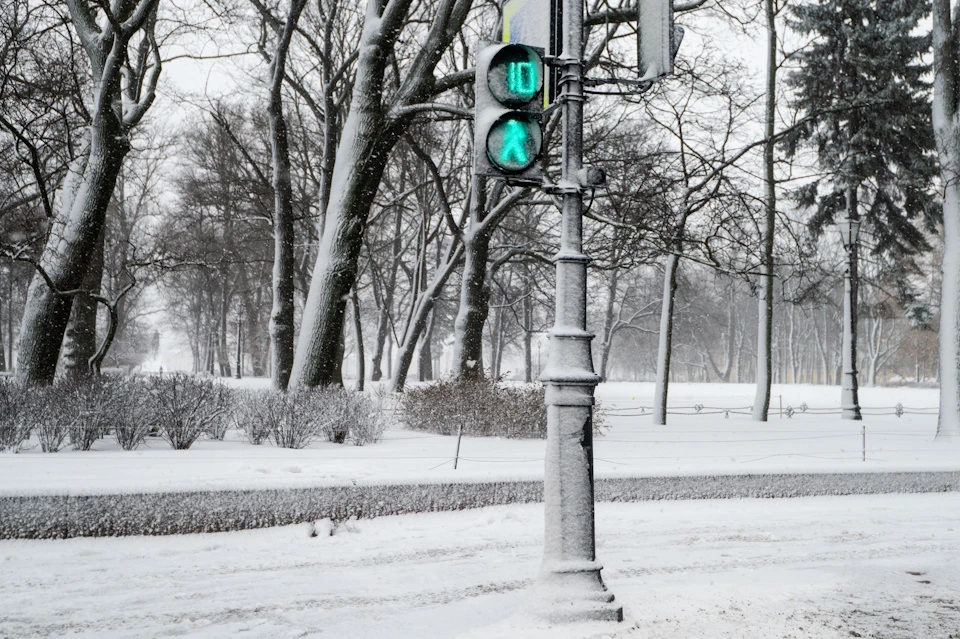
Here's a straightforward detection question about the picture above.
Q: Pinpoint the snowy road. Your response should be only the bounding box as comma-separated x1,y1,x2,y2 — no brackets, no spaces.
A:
3,493,960,638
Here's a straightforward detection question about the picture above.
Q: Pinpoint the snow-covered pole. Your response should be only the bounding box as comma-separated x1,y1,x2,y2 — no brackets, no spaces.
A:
839,214,863,421
532,0,621,622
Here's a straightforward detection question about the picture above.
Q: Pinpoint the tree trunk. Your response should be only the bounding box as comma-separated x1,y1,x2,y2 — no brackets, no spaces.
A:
371,207,403,381
60,224,105,379
17,125,128,384
390,240,464,392
452,179,490,379
0,292,5,373
840,186,863,419
653,254,680,425
523,270,533,383
352,286,365,391
5,273,12,372
264,0,306,390
418,309,433,382
289,0,472,389
598,270,619,382
490,301,504,379
14,0,160,385
267,51,300,385
753,0,777,420
932,0,959,435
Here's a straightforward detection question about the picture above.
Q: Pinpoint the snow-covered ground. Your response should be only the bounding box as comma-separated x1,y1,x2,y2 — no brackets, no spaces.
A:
1,382,956,496
2,492,959,638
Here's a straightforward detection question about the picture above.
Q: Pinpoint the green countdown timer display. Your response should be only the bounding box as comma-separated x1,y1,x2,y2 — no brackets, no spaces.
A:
486,113,543,172
485,45,544,172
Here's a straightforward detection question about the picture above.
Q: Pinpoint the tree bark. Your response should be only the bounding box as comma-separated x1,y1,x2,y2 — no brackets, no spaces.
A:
371,206,403,381
598,270,619,382
289,0,472,388
0,290,5,374
522,267,533,383
352,286,365,391
17,129,127,384
265,0,307,391
15,0,160,385
390,239,464,391
933,0,960,436
653,253,680,425
60,224,105,379
417,309,434,382
452,178,490,379
753,0,777,420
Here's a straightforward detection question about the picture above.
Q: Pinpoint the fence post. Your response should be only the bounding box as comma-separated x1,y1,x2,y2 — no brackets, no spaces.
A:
453,422,463,470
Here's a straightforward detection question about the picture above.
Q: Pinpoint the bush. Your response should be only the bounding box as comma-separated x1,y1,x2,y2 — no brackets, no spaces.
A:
25,388,70,453
149,374,229,450
233,391,275,445
61,379,113,451
398,377,607,439
109,377,157,451
203,386,234,441
345,393,386,447
275,390,328,449
398,377,548,438
0,380,31,452
233,389,327,449
234,387,386,448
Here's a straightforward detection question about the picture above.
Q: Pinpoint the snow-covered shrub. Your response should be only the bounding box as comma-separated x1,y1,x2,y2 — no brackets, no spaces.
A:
60,378,114,451
398,377,548,438
274,389,333,449
399,378,608,439
149,374,229,450
23,388,70,452
233,391,275,445
232,389,328,449
203,386,235,441
343,392,386,446
0,380,31,452
109,377,157,450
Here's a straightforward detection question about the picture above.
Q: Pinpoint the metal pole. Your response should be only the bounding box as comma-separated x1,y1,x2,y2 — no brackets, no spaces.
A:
453,422,463,470
841,242,863,420
533,0,621,622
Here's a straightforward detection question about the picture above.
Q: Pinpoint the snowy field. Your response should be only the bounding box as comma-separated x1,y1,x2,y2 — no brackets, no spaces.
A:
2,492,959,638
1,382,957,497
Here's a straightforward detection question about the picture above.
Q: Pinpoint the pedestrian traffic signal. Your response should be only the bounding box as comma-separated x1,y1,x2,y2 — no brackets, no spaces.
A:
474,43,544,185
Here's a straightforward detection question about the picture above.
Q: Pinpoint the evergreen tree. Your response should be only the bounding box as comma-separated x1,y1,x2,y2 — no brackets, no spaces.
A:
784,0,938,279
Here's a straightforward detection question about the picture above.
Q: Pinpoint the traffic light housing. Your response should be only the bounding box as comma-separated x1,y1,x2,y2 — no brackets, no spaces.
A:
638,0,681,82
474,43,545,185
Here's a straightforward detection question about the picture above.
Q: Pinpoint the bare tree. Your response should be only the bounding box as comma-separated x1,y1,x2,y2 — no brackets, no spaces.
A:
289,0,473,388
16,0,162,384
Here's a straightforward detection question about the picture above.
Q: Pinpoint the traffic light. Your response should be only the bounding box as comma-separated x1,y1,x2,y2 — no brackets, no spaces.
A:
474,43,544,185
638,0,682,82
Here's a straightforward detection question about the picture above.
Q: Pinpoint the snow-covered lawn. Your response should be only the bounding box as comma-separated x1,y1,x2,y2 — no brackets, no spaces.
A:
1,382,956,496
2,492,959,638
1,382,956,497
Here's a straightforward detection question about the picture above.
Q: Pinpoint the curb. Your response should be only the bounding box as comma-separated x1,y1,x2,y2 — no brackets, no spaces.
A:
2,471,958,539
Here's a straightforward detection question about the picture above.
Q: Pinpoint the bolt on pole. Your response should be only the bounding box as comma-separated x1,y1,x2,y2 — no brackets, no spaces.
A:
532,0,621,622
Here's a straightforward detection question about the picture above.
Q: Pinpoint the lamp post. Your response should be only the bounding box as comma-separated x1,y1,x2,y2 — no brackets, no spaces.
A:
532,0,621,622
837,215,863,420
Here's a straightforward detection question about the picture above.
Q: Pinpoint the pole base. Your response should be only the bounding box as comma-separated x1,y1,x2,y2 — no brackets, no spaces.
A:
530,560,623,624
